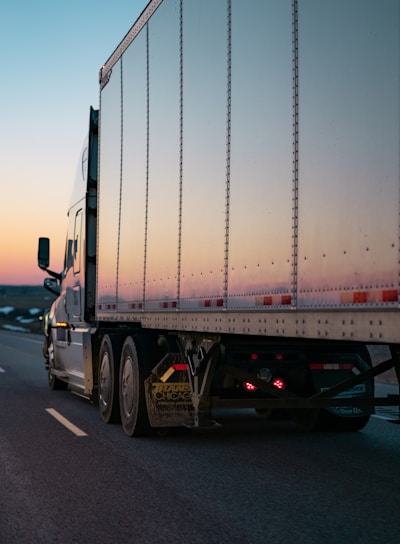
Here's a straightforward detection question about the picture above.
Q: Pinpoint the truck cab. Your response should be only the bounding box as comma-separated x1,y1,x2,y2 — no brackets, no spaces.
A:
38,108,98,395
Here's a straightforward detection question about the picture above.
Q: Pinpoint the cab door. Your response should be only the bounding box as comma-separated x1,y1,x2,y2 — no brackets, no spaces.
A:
66,208,83,321
53,205,91,392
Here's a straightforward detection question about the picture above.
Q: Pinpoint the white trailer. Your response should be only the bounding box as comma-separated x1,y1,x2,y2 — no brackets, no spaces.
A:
38,0,400,436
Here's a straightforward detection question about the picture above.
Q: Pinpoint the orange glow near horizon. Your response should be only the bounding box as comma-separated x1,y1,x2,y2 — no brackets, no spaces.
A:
0,206,66,286
0,1,147,287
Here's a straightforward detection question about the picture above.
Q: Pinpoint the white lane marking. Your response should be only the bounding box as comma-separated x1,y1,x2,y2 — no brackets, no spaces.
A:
46,408,88,437
0,331,43,345
0,367,5,373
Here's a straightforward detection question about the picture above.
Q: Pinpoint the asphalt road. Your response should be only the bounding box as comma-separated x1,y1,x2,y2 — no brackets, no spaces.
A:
0,330,399,544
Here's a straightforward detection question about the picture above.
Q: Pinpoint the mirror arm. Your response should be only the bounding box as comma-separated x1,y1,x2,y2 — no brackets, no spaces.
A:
42,267,62,281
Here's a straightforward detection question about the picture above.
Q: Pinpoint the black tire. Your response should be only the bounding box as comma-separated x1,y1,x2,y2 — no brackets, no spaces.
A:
296,345,373,432
47,340,68,391
255,408,272,419
119,334,159,437
320,411,370,432
292,408,322,431
320,349,373,432
293,407,370,432
98,334,121,424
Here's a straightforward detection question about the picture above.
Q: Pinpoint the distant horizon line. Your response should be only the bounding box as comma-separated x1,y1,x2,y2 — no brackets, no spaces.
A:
0,284,44,288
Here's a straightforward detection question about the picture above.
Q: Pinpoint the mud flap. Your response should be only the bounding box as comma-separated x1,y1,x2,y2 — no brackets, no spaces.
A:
144,354,195,428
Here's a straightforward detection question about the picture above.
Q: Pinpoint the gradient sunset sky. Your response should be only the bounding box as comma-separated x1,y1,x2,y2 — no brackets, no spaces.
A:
0,0,146,285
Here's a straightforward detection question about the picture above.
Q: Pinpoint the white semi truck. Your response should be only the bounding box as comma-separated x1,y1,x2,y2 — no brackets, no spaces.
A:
38,0,400,436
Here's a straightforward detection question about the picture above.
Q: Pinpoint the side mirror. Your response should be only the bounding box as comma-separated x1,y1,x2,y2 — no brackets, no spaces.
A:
44,277,60,296
38,237,50,269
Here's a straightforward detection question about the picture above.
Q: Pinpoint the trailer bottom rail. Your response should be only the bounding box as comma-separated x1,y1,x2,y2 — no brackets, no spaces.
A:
211,395,400,410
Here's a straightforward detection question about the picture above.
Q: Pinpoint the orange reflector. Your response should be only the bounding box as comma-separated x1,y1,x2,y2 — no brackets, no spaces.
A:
340,289,398,304
160,363,188,383
56,322,69,328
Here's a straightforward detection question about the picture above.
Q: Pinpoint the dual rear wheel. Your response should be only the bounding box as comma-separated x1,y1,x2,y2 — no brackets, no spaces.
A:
98,333,159,436
98,335,121,423
119,336,151,436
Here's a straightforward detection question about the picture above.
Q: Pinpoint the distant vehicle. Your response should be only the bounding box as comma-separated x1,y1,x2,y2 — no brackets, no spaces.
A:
38,0,400,436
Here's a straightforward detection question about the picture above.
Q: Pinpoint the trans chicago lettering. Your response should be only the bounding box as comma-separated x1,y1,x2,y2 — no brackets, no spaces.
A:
152,383,191,403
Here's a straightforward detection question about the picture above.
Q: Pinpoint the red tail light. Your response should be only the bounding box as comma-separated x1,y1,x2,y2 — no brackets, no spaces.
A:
244,382,257,392
273,378,286,390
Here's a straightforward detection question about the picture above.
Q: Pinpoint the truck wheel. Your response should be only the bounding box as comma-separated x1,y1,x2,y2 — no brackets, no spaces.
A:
47,340,68,391
119,335,152,437
98,334,121,423
292,408,322,431
255,408,272,419
293,408,370,432
320,411,370,432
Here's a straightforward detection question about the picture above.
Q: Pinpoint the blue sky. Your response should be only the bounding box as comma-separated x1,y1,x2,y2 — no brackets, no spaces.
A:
1,0,398,300
0,0,146,284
